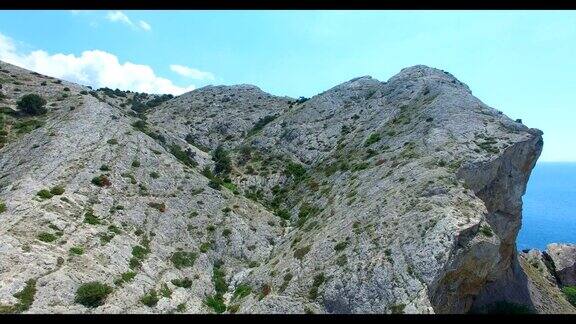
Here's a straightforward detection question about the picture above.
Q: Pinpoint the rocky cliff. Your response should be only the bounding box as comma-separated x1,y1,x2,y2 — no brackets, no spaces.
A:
0,60,572,314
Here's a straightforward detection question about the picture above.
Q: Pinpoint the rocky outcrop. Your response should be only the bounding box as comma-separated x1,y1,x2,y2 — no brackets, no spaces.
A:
545,244,576,287
0,60,558,314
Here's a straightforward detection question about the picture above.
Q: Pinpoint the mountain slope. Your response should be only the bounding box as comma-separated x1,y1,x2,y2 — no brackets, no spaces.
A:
0,60,571,314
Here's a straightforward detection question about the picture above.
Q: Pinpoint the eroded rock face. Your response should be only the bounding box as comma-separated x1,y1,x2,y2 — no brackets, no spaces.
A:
546,244,576,287
0,61,547,313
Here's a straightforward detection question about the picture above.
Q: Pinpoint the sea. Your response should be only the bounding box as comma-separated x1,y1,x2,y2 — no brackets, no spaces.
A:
517,162,576,251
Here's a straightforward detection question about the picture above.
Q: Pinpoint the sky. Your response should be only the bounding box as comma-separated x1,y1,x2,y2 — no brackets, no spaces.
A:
0,10,574,161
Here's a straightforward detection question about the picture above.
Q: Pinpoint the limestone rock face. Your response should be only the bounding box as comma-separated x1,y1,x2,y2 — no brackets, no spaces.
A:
0,60,554,314
546,244,576,287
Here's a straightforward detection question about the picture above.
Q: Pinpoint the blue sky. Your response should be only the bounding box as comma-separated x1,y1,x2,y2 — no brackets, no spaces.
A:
0,10,574,161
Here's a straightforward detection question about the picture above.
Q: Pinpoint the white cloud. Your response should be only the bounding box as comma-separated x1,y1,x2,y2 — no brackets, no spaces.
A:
139,20,152,31
106,11,132,26
0,32,194,95
170,64,215,80
105,11,151,32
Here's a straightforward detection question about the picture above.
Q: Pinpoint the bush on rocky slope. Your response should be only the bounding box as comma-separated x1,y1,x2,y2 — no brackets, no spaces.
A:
17,94,47,115
75,282,113,308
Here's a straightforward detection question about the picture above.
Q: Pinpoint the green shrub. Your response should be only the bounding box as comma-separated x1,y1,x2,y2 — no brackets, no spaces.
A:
13,119,44,134
132,245,150,260
91,174,111,187
107,139,118,145
100,165,111,171
247,115,277,137
119,271,137,284
308,273,325,300
334,240,348,252
140,289,159,307
204,295,226,313
171,278,193,288
131,160,141,167
37,232,57,243
212,145,231,175
170,144,197,168
83,210,101,225
364,133,381,147
176,303,186,312
0,201,6,213
390,303,406,314
480,225,493,237
562,286,576,307
150,172,160,179
69,246,84,255
285,162,306,181
212,262,227,296
294,245,311,260
12,279,36,313
170,251,197,269
199,242,211,253
50,186,65,196
129,258,141,270
148,202,166,212
275,209,291,220
36,189,53,199
160,283,172,298
17,94,47,115
75,282,112,308
233,283,252,300
208,179,221,190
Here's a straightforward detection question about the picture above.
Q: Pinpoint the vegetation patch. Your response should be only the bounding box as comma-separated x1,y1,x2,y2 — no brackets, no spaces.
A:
37,232,57,243
171,278,193,288
11,279,37,313
170,144,197,168
232,283,252,300
36,189,53,200
140,289,159,307
69,246,84,255
171,251,197,269
479,225,493,237
50,186,65,196
75,282,113,308
204,295,226,313
294,245,311,260
148,202,166,212
247,115,277,137
114,271,137,286
308,273,325,300
562,286,576,307
17,94,47,115
364,133,381,147
91,174,111,187
83,210,101,225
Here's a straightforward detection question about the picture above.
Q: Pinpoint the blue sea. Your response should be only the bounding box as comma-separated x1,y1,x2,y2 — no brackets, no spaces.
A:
517,162,576,251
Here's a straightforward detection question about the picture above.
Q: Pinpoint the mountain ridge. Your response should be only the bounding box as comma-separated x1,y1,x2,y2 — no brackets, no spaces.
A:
0,59,574,314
